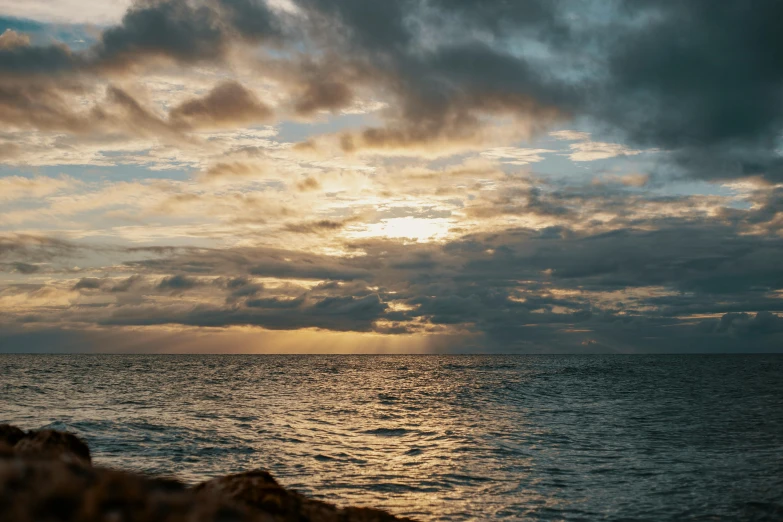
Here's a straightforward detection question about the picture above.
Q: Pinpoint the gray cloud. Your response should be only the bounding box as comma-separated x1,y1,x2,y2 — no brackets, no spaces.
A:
8,262,40,274
0,234,78,265
157,274,201,292
73,277,104,290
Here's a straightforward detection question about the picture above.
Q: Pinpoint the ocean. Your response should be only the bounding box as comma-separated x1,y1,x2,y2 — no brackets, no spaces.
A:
1,354,781,520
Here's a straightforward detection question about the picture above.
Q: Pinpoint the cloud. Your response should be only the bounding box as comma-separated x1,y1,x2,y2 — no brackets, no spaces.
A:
0,81,184,138
0,29,30,50
3,1,783,354
0,175,77,201
3,204,782,351
157,274,201,292
111,275,142,293
0,81,92,132
594,1,783,181
593,173,649,188
0,234,78,265
169,81,273,129
550,131,643,162
93,0,279,68
293,79,353,116
284,219,347,234
0,0,281,76
0,1,133,24
480,147,553,165
6,262,40,274
2,0,783,181
295,176,321,191
101,290,388,332
73,277,103,290
706,311,783,338
199,161,266,181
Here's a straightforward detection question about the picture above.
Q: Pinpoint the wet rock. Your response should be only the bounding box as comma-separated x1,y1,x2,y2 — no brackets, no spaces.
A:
14,429,92,465
0,424,25,446
0,425,414,522
0,458,251,522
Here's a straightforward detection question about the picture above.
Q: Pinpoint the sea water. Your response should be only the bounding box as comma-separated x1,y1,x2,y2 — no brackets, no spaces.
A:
1,354,782,520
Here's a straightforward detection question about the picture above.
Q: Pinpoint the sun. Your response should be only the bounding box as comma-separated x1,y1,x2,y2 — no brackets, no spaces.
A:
346,217,454,242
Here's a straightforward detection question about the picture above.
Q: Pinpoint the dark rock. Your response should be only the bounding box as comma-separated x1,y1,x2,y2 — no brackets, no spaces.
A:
0,425,414,522
13,429,92,465
0,458,250,522
0,424,25,446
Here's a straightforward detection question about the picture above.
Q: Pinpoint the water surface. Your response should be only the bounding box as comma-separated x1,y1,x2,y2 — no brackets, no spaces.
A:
2,354,782,520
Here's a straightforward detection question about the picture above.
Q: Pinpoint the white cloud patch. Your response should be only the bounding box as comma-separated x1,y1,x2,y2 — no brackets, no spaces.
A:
0,175,79,201
550,130,644,161
0,0,132,24
480,147,554,165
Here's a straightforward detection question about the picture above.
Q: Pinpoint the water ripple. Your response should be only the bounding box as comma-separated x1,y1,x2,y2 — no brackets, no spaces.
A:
1,354,782,520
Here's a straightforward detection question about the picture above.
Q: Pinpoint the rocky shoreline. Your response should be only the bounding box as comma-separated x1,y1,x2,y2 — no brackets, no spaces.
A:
0,425,414,521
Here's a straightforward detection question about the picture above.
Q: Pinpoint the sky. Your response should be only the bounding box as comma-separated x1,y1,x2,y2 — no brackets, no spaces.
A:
1,0,782,353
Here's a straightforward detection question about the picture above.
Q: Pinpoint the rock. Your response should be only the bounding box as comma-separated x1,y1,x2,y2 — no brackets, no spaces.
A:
0,458,251,522
0,424,25,446
0,425,415,522
196,470,409,522
13,428,92,465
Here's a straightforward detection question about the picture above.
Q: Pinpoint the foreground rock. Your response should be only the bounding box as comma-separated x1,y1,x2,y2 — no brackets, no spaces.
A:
0,424,413,522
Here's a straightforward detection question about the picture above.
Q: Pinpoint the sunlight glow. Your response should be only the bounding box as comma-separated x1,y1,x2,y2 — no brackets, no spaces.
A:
346,217,455,242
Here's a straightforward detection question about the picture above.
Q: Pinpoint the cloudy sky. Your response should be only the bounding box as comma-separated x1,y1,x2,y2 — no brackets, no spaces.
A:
1,0,782,353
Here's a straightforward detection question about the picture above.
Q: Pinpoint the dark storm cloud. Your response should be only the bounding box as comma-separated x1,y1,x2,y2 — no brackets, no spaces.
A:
288,0,580,150
452,225,783,300
3,0,782,179
340,40,572,151
303,0,783,175
595,0,783,181
298,0,783,178
707,311,783,338
97,0,281,69
95,0,226,65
